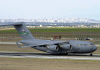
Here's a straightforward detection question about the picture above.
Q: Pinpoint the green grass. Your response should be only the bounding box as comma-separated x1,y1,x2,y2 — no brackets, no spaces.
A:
0,28,100,33
29,28,100,32
0,28,100,40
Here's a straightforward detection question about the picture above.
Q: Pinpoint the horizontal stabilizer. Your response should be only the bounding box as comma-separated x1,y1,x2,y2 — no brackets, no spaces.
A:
16,42,22,48
16,42,37,48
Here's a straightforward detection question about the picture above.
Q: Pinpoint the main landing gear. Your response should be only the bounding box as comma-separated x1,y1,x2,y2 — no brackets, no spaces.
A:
59,52,69,55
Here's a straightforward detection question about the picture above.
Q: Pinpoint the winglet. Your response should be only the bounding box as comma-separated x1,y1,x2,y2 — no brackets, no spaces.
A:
16,42,23,48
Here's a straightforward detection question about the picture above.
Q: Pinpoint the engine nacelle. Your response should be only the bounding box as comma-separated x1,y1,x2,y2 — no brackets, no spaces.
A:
60,44,71,50
47,45,59,51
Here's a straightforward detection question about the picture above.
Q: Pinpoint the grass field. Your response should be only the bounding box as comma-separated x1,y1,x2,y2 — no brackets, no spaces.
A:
0,28,100,42
0,44,43,53
1,28,100,33
0,58,100,70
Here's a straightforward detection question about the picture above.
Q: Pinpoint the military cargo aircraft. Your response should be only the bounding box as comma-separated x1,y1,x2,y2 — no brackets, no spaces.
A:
0,22,97,56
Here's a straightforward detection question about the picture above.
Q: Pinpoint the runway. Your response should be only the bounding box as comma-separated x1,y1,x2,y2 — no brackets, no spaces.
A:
0,42,21,44
0,51,100,60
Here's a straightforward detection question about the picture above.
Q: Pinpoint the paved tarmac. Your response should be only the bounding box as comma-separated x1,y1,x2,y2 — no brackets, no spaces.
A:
0,51,100,60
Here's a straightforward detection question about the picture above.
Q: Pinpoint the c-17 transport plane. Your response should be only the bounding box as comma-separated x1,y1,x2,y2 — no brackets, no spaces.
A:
0,22,97,56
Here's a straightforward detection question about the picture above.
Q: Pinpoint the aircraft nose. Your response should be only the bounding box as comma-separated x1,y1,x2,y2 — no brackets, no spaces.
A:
93,45,97,51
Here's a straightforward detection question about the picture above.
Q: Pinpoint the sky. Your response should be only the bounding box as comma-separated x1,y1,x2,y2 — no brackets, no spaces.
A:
0,0,100,20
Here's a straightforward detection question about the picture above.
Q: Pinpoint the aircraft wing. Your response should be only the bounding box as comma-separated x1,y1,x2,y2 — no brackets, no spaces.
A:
17,40,67,48
39,40,67,45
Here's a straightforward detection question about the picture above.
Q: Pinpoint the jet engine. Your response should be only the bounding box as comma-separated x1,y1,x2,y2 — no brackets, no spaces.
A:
60,44,71,50
47,45,59,51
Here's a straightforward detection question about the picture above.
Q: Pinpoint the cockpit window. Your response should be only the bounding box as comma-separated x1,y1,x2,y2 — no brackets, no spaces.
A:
90,43,94,45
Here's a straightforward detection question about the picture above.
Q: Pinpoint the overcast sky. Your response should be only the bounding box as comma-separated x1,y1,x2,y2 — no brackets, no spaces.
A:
0,0,100,20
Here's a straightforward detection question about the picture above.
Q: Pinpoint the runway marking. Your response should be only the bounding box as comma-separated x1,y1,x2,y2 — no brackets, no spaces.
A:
0,42,21,44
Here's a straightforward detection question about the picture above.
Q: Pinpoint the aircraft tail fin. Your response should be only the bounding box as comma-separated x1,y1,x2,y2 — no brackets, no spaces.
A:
13,22,35,40
0,22,35,40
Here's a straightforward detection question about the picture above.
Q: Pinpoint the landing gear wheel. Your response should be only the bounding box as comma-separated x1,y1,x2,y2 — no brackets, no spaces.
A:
90,53,93,56
58,53,68,55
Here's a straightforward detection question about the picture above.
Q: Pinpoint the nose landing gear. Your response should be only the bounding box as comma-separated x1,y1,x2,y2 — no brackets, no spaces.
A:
90,53,93,56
